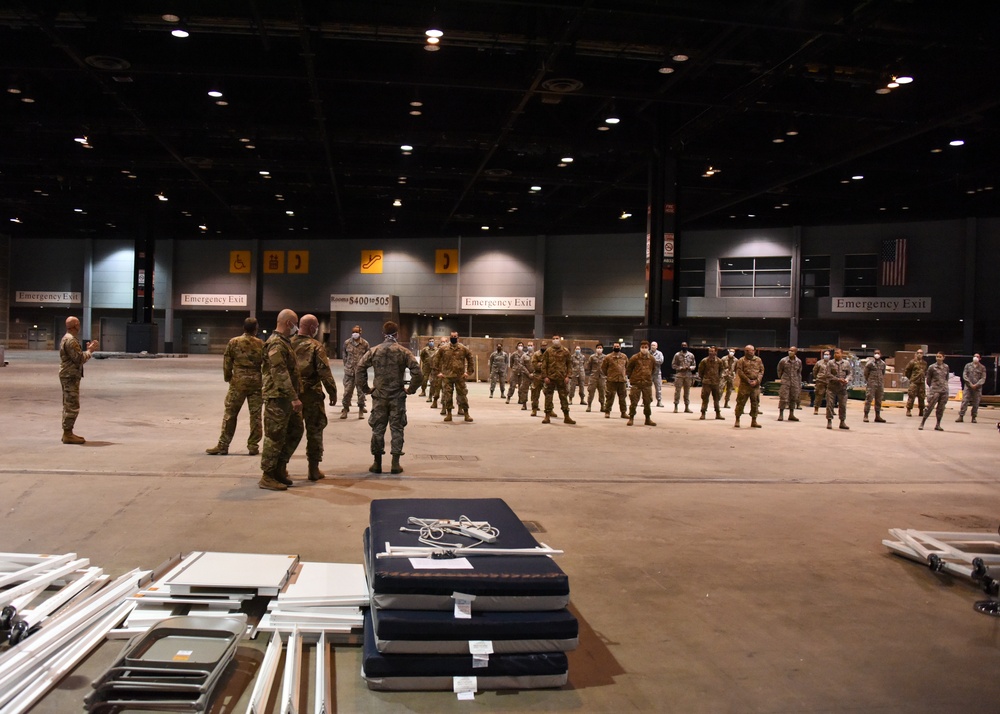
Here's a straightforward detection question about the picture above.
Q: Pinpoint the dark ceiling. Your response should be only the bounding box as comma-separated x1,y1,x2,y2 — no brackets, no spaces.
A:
2,1,999,241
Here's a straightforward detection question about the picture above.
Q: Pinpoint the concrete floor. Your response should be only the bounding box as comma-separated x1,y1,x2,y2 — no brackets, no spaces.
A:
1,349,999,713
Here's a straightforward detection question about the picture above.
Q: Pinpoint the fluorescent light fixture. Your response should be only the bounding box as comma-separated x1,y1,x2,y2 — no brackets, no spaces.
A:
171,28,189,38
400,144,413,151
425,29,443,38
949,139,965,146
208,90,223,98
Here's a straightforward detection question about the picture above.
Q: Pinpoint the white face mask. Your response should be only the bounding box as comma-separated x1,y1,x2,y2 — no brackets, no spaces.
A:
351,332,360,340
874,353,881,360
288,323,298,336
974,356,980,363
552,339,561,347
823,355,830,360
728,351,735,357
596,348,603,354
641,347,649,354
517,345,523,351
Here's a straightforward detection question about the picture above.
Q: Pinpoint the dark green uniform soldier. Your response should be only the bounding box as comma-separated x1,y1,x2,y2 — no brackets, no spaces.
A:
432,331,474,422
292,314,338,481
697,346,725,420
259,309,303,491
541,336,576,424
59,316,99,444
904,349,927,417
356,321,423,474
601,344,629,419
625,341,657,426
207,318,264,456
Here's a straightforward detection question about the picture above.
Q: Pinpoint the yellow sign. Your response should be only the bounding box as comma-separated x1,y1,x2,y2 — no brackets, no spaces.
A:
435,249,458,274
361,250,383,274
230,251,251,274
288,250,309,274
263,251,285,274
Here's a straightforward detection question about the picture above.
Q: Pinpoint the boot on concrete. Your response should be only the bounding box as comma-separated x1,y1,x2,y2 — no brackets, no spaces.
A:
778,409,784,421
839,421,850,430
339,409,348,420
626,415,634,426
874,413,886,423
699,412,706,420
464,410,474,422
563,412,576,425
390,454,403,474
205,444,227,455
955,415,964,423
541,412,551,424
644,416,656,426
751,419,761,428
734,417,741,428
369,455,382,473
444,410,453,422
715,411,725,420
62,430,85,445
258,472,287,491
308,461,326,481
788,409,799,422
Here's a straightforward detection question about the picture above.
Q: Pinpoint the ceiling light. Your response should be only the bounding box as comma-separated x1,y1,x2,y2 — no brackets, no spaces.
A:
409,110,422,116
74,136,88,143
657,66,675,74
259,170,270,175
10,217,21,223
672,53,689,62
785,128,799,136
392,199,402,207
245,144,255,149
410,101,423,107
74,208,83,213
127,174,136,179
208,89,223,98
426,36,440,45
214,100,228,106
156,192,168,201
949,139,965,146
772,137,785,143
170,27,189,38
875,87,891,95
605,116,620,125
894,75,914,84
239,137,250,142
597,125,609,131
423,44,440,52
400,144,413,151
285,210,294,216
930,148,943,153
425,28,443,38
7,84,21,94
852,175,864,180
620,211,632,220
530,185,541,191
887,81,899,89
481,226,490,230
20,97,34,103
198,224,207,230
161,14,180,22
561,156,573,162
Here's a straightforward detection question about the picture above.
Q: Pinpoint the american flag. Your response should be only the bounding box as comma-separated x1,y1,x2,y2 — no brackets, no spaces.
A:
880,238,907,286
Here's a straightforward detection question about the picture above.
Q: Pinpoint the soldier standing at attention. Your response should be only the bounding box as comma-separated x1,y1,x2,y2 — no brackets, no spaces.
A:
433,330,474,422
340,325,369,420
920,352,950,432
720,348,737,409
356,321,423,474
956,353,986,423
488,343,508,398
776,346,803,422
863,349,887,423
585,343,607,413
59,316,99,444
292,315,338,481
206,317,263,455
904,349,927,417
259,309,303,491
733,345,764,429
541,335,576,424
671,342,696,413
506,341,528,405
418,337,436,398
697,346,725,420
601,343,629,419
625,341,657,426
569,345,587,405
812,351,831,415
826,348,853,431
529,341,547,417
650,341,665,407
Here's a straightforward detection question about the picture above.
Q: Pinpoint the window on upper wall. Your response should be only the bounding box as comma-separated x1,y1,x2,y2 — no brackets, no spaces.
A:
718,256,791,297
801,255,831,298
843,253,878,296
677,257,705,297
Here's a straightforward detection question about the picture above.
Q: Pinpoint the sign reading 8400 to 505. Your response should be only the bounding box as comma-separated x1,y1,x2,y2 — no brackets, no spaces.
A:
330,294,393,312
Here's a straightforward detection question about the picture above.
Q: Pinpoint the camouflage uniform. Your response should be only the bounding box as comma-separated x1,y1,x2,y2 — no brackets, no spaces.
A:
862,357,886,421
734,355,765,425
261,332,303,478
697,354,724,418
541,343,573,420
568,349,587,404
958,360,986,421
601,349,629,417
529,347,546,414
720,353,737,408
488,348,508,397
508,348,530,405
825,357,853,426
341,335,370,414
433,340,474,415
776,354,803,418
59,331,93,433
651,347,665,406
213,332,264,452
626,351,656,421
671,349,697,411
356,337,423,457
921,361,950,429
904,357,927,416
418,343,436,398
292,334,338,464
812,357,831,412
585,351,606,411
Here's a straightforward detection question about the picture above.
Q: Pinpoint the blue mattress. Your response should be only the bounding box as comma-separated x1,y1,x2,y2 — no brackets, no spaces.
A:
365,498,570,611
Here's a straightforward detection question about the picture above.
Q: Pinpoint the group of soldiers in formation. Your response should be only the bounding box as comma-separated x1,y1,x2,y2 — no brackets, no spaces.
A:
55,312,991,491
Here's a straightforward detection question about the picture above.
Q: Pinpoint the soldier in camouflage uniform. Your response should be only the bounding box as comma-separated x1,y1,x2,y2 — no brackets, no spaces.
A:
650,341,665,407
904,349,927,417
292,315,338,480
734,345,764,429
812,351,831,414
568,346,587,405
432,331,475,422
506,342,528,406
207,317,264,456
259,309,303,491
585,343,606,412
697,346,725,420
356,321,423,474
720,348,737,408
776,346,803,422
920,352,950,432
529,341,547,416
625,341,657,426
671,342,697,413
601,343,629,419
418,337,436,398
488,343,508,398
58,316,99,444
862,350,887,423
825,348,853,430
957,353,986,423
340,325,369,420
541,336,576,424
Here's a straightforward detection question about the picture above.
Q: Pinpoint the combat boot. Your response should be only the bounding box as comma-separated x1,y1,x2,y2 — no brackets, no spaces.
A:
521,403,527,410
955,415,964,423
360,406,367,416
586,405,592,412
276,464,293,486
542,412,551,424
814,406,819,415
788,410,799,422
626,416,634,426
684,405,693,413
715,411,725,420
563,412,576,425
905,408,912,417
444,410,453,422
972,416,978,423
62,430,85,445
464,410,474,422
369,455,382,473
620,411,628,419
827,419,833,430
205,444,227,455
440,407,447,415
308,461,326,481
604,411,610,418
674,404,679,413
248,446,259,455
734,417,741,428
390,454,403,474
490,391,494,398
778,409,784,421
934,422,944,432
699,412,706,420
531,408,538,417
863,411,870,423
644,416,656,426
751,419,761,428
258,476,287,491
339,409,349,420
874,413,885,423
656,400,663,408
506,395,512,404
431,399,438,409
919,415,927,430
839,421,850,430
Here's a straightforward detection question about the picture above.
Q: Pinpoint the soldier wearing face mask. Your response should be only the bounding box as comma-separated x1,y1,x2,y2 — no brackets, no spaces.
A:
812,351,832,415
625,341,657,426
259,309,303,491
541,335,576,424
776,346,802,422
585,343,607,412
697,346,725,420
601,343,629,419
904,349,927,417
419,337,437,399
568,345,587,405
432,331,474,422
720,348,737,408
734,344,764,428
529,341,547,416
957,353,986,423
507,341,529,406
826,348,852,430
340,325,370,419
863,350,887,423
671,342,696,413
920,352,950,431
488,343,508,398
650,341,665,408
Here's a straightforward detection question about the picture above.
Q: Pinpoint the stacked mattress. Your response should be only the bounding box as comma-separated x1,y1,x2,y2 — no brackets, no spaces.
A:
361,498,577,692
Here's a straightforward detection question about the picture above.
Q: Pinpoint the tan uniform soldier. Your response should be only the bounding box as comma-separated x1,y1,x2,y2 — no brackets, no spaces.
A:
58,316,99,444
432,331,474,422
720,349,737,408
904,349,927,417
697,346,725,420
292,315,338,481
418,338,436,398
776,347,803,422
585,344,607,412
259,309,303,491
601,344,629,418
625,341,657,426
812,351,831,415
340,325,370,419
206,317,264,455
541,335,576,424
734,345,764,429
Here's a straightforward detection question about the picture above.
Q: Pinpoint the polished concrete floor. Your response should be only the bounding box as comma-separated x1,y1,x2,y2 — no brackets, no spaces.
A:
1,349,999,713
